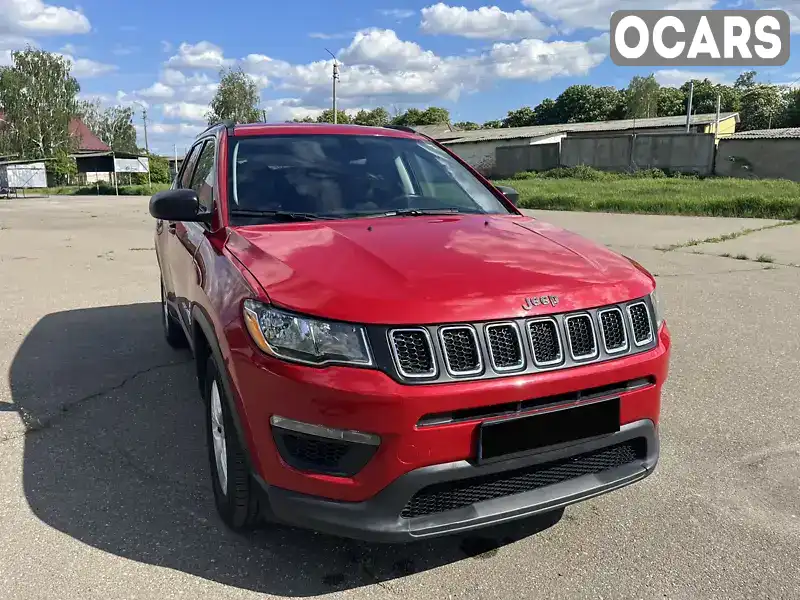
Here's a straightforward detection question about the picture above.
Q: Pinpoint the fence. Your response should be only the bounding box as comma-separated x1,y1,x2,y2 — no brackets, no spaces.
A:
714,137,800,182
494,133,717,177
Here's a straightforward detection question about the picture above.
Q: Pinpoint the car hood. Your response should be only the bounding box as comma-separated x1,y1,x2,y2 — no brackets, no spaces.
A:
225,214,654,325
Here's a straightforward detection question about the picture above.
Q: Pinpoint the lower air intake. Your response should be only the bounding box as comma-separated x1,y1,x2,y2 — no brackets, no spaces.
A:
400,439,646,519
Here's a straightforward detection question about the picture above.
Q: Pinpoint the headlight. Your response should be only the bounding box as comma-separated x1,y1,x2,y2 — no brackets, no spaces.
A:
649,287,664,328
243,300,373,366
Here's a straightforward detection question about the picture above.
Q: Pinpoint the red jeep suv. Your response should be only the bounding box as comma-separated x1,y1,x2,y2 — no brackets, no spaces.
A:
150,121,670,542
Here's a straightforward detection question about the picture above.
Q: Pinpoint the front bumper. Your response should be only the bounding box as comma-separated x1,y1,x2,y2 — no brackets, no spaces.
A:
257,419,658,542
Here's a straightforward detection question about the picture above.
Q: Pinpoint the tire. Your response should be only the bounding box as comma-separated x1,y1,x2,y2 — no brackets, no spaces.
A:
161,279,187,348
204,354,261,531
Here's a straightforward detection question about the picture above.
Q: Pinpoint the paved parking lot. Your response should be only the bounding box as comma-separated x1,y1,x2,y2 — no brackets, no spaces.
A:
0,196,798,600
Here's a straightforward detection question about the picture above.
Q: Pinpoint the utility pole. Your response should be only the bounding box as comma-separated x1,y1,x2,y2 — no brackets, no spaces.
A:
134,101,151,188
326,49,339,124
685,81,694,133
714,93,721,142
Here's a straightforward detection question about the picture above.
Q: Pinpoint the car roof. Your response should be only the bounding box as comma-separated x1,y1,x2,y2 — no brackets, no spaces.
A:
198,121,423,140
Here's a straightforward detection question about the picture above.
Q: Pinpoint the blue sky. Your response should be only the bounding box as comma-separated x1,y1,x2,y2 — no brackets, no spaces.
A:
1,0,798,154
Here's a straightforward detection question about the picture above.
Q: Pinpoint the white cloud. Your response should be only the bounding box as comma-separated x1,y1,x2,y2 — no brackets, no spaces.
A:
521,0,716,31
489,34,608,80
0,0,90,35
654,69,734,87
167,41,232,70
161,40,172,53
0,49,11,66
162,102,209,122
309,32,352,40
112,44,138,56
59,53,117,78
183,82,220,103
263,98,326,122
378,8,416,19
754,1,800,33
137,82,175,100
420,3,553,40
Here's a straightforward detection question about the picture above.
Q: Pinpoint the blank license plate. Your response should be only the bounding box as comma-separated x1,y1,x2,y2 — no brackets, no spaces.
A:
478,398,621,462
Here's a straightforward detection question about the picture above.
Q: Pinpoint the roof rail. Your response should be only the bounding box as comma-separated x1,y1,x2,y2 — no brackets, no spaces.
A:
197,119,236,138
383,124,437,142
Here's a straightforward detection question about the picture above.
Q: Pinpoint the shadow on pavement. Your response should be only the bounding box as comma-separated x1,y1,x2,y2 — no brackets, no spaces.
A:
9,303,563,596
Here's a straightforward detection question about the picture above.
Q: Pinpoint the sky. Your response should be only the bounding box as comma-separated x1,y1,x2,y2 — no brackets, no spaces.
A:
1,0,799,155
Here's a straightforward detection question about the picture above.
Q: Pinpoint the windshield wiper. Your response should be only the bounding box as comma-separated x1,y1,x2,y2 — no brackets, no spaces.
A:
363,207,474,218
230,209,337,222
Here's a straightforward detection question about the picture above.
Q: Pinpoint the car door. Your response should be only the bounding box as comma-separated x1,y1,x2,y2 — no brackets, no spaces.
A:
171,137,218,334
158,142,201,307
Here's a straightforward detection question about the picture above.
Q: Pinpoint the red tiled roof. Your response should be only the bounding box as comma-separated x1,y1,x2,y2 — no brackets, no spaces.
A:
0,111,110,152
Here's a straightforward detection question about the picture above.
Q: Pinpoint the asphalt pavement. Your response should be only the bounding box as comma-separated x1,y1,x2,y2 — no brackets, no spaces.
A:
0,196,798,600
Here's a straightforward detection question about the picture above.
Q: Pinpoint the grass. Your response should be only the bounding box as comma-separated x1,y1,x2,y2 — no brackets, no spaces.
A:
26,183,171,196
495,167,800,219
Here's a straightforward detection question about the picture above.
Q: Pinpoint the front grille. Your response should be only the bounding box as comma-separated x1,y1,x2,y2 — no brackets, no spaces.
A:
599,308,627,353
486,323,524,371
565,314,597,359
527,318,562,366
628,303,653,346
400,439,646,519
390,329,435,377
440,326,482,375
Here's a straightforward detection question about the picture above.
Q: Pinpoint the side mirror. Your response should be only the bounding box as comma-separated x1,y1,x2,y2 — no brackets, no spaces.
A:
496,185,519,206
149,188,210,223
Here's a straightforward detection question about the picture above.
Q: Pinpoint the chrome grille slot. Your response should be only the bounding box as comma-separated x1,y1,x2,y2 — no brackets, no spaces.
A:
439,326,482,375
599,308,628,354
389,329,436,378
485,323,524,371
564,314,598,360
527,318,563,366
627,302,653,346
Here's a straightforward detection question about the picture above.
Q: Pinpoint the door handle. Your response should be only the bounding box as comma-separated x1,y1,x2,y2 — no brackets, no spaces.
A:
168,222,177,234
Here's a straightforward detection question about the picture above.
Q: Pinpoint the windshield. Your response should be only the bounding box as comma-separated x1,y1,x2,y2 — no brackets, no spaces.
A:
228,133,512,222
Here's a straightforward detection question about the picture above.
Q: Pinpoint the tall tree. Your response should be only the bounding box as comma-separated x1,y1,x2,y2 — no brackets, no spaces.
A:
0,47,80,159
734,70,757,91
625,74,660,119
453,121,480,130
657,87,686,117
502,106,536,128
783,87,800,127
391,106,450,126
738,84,787,131
206,67,261,125
482,119,502,129
316,109,352,124
680,79,740,114
554,85,625,123
78,101,138,153
352,107,390,126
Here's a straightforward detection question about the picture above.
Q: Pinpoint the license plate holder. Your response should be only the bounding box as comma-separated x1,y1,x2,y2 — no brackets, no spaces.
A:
477,398,621,463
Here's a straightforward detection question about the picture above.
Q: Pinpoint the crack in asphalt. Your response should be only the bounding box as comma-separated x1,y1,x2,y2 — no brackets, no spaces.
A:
0,359,193,444
655,220,798,252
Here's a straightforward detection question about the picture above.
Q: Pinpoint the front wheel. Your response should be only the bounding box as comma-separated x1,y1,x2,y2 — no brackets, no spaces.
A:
204,355,261,531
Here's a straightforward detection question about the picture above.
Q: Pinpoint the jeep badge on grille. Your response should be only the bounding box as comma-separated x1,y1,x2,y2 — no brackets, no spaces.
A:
522,296,559,311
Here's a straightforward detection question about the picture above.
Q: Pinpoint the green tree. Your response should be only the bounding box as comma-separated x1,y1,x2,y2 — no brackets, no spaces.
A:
0,47,80,159
734,70,757,90
391,106,450,126
453,121,480,130
657,87,686,116
783,88,800,127
46,149,77,185
738,84,786,131
554,85,625,123
625,74,660,118
482,120,502,128
291,116,316,123
502,106,536,128
79,101,138,153
316,109,352,124
206,67,261,125
680,79,740,114
352,107,390,126
532,98,560,125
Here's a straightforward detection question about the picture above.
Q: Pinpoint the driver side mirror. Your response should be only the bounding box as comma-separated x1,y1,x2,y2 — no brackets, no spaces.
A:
149,188,211,223
496,185,519,206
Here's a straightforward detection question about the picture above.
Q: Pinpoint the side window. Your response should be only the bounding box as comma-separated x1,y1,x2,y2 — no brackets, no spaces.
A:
178,144,202,189
189,140,216,212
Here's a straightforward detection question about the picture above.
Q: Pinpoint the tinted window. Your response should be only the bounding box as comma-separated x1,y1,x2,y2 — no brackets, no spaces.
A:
179,144,202,189
190,140,216,212
229,134,511,220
